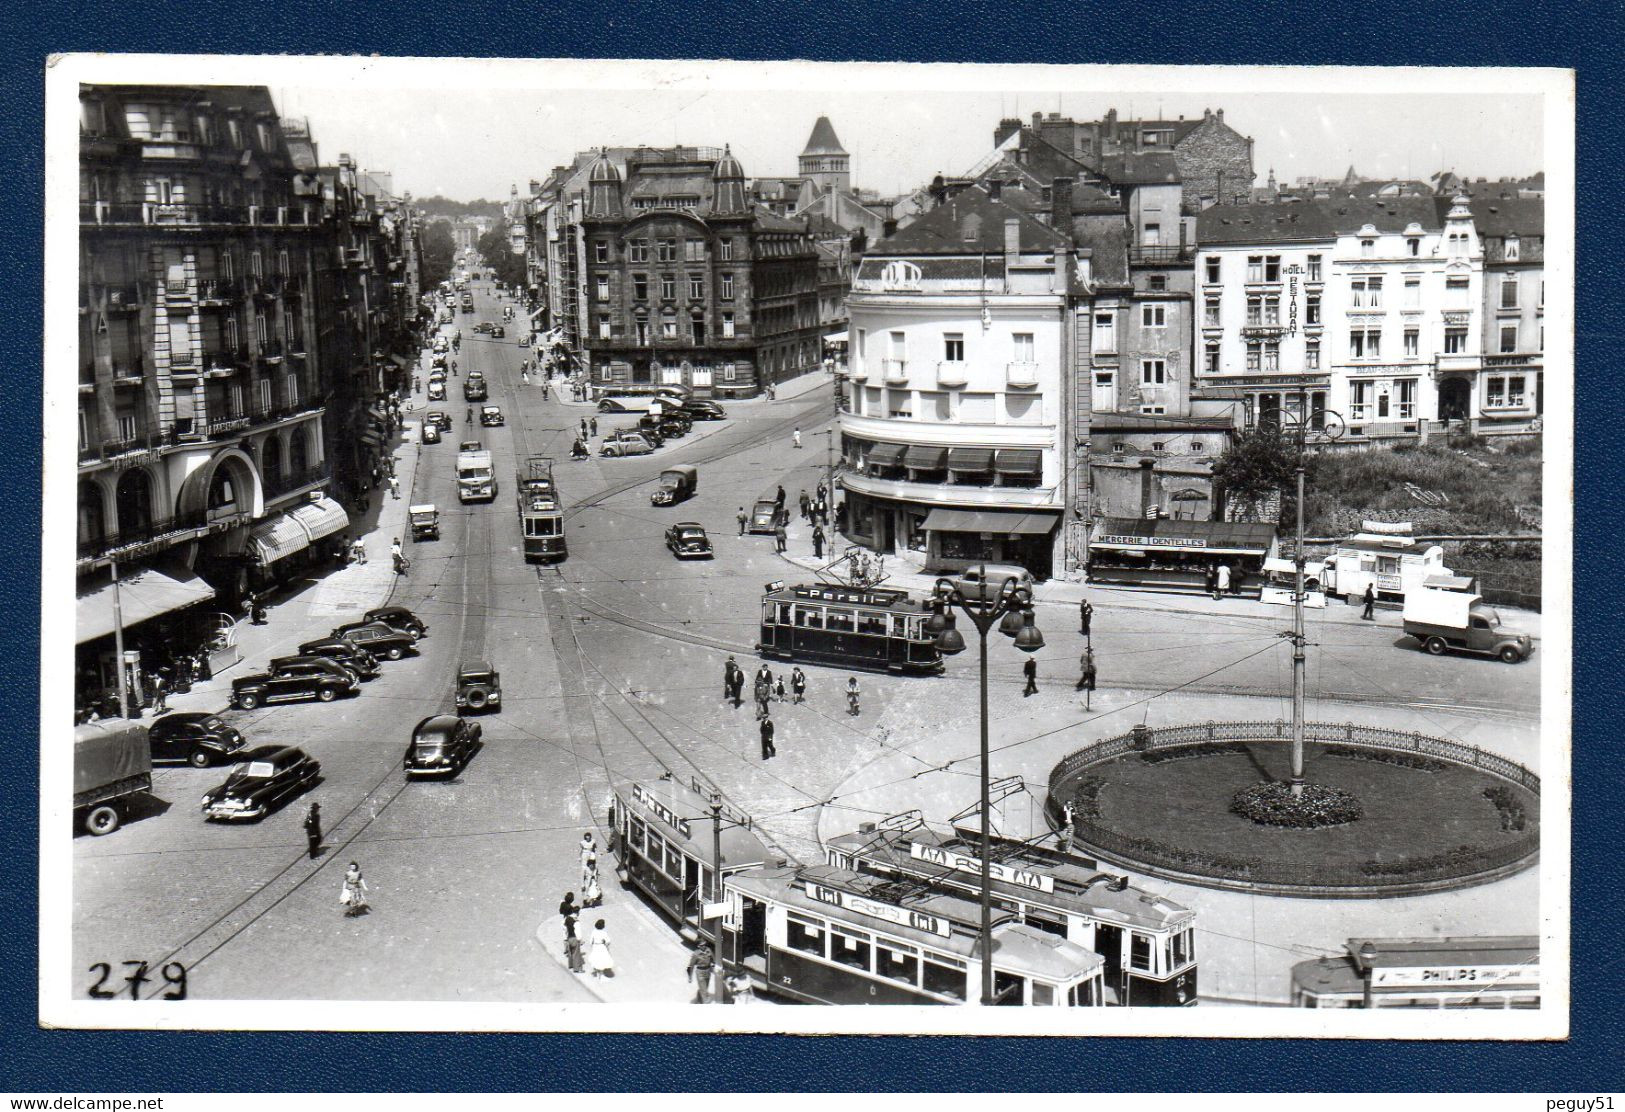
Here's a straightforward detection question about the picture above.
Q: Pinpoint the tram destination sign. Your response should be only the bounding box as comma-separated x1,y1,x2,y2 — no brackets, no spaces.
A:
910,843,1056,894
631,783,692,839
808,883,952,938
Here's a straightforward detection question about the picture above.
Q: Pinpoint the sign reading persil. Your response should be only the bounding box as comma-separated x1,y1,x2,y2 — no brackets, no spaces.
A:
631,783,691,840
910,842,1055,894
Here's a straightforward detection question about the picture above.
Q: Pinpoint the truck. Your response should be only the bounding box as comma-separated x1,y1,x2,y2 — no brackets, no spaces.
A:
1401,579,1533,663
74,721,153,835
456,448,497,503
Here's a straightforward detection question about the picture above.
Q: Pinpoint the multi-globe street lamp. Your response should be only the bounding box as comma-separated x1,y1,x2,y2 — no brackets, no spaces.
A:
926,565,1044,1005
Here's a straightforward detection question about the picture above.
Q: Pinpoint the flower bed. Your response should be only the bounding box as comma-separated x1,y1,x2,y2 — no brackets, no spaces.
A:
1231,781,1364,829
1484,784,1529,831
1325,745,1448,773
1141,741,1251,764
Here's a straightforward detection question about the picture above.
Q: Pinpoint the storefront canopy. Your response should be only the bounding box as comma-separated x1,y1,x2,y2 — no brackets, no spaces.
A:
76,565,216,645
823,330,849,345
249,513,311,565
1089,517,1277,556
947,447,994,472
866,442,907,467
923,507,1060,536
903,444,948,470
994,449,1043,475
289,496,350,544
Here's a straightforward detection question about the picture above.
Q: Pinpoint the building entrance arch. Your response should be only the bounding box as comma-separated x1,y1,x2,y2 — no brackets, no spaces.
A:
174,446,264,523
1439,377,1471,424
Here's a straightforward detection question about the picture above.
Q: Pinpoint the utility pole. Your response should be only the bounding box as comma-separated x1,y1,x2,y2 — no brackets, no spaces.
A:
109,557,130,719
1288,387,1309,797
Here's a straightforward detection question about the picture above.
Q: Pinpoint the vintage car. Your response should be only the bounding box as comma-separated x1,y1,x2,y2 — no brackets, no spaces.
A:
455,660,502,713
410,504,440,541
201,746,321,821
480,405,505,427
459,440,483,452
953,563,1035,603
748,499,782,535
268,654,365,689
425,410,452,432
490,324,505,339
432,336,449,354
364,605,429,638
665,522,714,560
600,430,655,458
595,396,660,415
331,620,417,661
294,638,381,680
427,381,447,401
682,399,727,421
473,321,493,334
148,712,246,768
421,421,442,444
404,715,482,778
651,465,698,507
428,367,447,384
231,658,359,710
463,376,489,402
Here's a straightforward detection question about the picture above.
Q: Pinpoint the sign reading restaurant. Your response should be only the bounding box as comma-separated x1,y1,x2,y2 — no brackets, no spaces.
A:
909,842,1056,894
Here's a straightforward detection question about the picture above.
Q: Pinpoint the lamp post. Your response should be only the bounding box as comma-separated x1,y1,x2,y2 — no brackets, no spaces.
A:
926,564,1044,1005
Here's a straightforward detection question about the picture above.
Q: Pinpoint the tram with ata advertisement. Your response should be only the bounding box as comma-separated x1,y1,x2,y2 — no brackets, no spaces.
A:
610,777,1107,1006
517,455,565,562
757,581,943,675
825,814,1199,1006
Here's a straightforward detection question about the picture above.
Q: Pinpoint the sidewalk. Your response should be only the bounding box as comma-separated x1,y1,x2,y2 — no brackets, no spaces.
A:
550,365,837,410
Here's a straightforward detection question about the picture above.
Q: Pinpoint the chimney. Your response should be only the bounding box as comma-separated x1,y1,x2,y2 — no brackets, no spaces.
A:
1032,111,1043,130
1053,240,1070,292
1051,176,1074,234
988,179,1003,202
1203,108,1212,123
882,218,897,239
1216,108,1225,125
994,117,1023,146
1139,458,1158,517
1004,218,1020,273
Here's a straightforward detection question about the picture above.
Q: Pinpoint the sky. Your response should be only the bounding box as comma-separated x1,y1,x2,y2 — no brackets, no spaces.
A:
256,64,1550,203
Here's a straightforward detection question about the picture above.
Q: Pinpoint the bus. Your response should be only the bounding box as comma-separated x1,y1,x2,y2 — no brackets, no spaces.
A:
1290,935,1539,1009
517,455,565,562
757,581,944,675
719,863,1106,1006
825,817,1199,1005
455,448,495,503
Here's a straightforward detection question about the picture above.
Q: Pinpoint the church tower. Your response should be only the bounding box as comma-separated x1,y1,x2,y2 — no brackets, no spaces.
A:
798,116,850,195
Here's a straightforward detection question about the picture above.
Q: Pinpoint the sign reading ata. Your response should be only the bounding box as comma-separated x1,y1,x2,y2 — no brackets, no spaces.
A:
631,783,692,840
910,842,1056,894
808,883,951,938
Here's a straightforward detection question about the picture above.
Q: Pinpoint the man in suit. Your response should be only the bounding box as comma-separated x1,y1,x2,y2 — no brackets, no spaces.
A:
760,714,776,761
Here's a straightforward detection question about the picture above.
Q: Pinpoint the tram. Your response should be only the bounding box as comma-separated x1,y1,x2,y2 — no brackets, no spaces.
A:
757,581,944,675
517,455,566,562
826,818,1199,1005
1290,935,1539,1009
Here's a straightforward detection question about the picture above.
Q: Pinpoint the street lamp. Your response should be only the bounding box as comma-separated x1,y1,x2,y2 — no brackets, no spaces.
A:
929,564,1044,1005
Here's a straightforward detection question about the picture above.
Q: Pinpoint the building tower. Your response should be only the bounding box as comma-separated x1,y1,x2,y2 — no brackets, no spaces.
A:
798,116,850,196
584,150,622,219
712,145,749,215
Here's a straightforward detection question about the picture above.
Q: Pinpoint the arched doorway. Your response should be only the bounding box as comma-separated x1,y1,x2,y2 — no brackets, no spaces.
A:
78,479,107,548
262,434,284,490
207,468,241,519
288,427,310,474
114,467,155,536
1439,378,1471,424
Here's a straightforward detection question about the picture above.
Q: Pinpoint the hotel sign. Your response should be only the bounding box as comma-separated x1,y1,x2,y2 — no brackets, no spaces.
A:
807,883,951,938
910,842,1055,894
1285,263,1302,336
631,783,692,839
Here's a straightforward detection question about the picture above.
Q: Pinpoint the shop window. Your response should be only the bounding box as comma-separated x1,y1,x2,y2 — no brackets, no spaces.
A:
1396,379,1417,419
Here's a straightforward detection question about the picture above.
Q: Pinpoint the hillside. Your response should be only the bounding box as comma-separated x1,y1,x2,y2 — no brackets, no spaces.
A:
1304,436,1542,537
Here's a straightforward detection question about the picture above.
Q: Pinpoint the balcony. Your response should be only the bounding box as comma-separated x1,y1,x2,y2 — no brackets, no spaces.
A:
164,277,193,301
935,360,968,388
202,347,245,378
197,278,241,304
104,284,143,312
263,462,330,500
76,507,212,561
111,359,146,387
1128,244,1194,265
1006,361,1040,388
1240,323,1286,338
846,363,867,382
258,338,285,363
79,363,96,394
78,428,172,467
882,358,909,385
80,201,255,227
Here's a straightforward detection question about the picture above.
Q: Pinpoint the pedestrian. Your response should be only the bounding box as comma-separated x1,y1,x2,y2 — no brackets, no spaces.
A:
1022,655,1039,697
585,918,615,978
760,714,776,760
799,490,810,521
466,405,474,424
579,832,598,889
773,522,788,554
303,802,323,860
687,942,717,1004
724,655,740,703
775,674,787,703
737,506,748,536
580,418,589,439
1079,599,1094,638
775,485,786,509
791,666,806,704
149,670,168,713
560,893,585,973
793,427,802,449
812,525,825,560
846,676,860,717
725,972,758,1004
1361,582,1376,620
1056,802,1076,855
340,861,370,917
351,537,367,565
1216,562,1232,598
590,417,598,437
521,369,529,386
388,474,400,500
1076,649,1097,709
1206,563,1220,601
581,867,603,909
251,594,268,626
390,537,403,565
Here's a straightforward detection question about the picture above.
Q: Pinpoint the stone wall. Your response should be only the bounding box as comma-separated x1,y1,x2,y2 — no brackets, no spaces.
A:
1175,117,1255,212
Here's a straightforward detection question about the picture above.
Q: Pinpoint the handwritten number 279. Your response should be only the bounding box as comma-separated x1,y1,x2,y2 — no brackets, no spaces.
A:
87,961,187,1000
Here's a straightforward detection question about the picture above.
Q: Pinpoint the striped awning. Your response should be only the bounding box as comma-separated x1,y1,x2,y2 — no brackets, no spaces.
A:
249,513,311,565
288,496,350,543
866,442,907,467
922,507,1060,536
947,447,994,472
994,449,1043,475
76,565,217,645
903,444,948,469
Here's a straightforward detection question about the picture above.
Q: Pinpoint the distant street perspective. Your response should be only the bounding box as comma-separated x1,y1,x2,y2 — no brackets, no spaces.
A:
67,77,1550,1016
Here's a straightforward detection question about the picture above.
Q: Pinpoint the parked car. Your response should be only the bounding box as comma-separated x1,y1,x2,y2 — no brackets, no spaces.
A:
422,422,442,444
600,430,655,457
428,368,447,384
231,659,359,710
455,660,502,713
404,714,482,778
365,606,428,637
665,522,714,559
953,563,1036,602
748,499,781,535
596,396,660,415
630,422,664,448
682,399,727,421
331,620,417,661
148,712,246,768
295,638,381,680
201,746,321,821
428,381,446,401
480,405,505,427
432,337,449,353
268,654,365,689
426,410,451,432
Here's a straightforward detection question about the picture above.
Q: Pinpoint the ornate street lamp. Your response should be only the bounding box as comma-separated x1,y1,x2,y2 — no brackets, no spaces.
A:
930,565,1044,1005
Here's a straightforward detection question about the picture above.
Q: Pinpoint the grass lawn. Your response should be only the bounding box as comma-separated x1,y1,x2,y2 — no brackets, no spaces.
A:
1305,436,1542,536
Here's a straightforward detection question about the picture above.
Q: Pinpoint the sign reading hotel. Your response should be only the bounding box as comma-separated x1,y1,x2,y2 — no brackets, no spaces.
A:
910,842,1056,894
1370,964,1535,989
808,883,952,937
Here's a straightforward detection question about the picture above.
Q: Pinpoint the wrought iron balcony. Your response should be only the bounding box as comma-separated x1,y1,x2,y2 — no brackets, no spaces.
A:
1127,244,1194,264
263,462,330,499
111,359,146,386
76,507,211,561
197,278,241,303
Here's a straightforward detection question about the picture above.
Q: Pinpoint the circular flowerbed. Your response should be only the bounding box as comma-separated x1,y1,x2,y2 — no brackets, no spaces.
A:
1230,780,1363,828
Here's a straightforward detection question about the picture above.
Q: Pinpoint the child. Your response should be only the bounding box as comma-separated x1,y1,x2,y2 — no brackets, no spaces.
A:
775,675,787,703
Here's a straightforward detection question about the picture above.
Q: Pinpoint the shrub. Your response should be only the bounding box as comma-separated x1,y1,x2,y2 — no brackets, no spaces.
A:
1483,784,1529,832
1069,776,1107,821
1324,745,1448,773
1141,741,1251,764
1231,781,1364,829
1361,845,1481,878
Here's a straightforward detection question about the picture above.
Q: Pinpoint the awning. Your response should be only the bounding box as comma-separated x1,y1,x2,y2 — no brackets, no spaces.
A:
866,442,907,467
947,447,994,472
922,507,1059,536
389,354,410,369
1089,517,1277,555
823,330,849,345
903,444,948,470
994,449,1043,476
76,565,216,645
288,496,350,544
249,513,311,565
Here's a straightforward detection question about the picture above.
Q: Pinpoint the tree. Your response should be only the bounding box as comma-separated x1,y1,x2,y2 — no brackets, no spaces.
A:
1210,425,1304,524
419,220,456,290
476,227,527,290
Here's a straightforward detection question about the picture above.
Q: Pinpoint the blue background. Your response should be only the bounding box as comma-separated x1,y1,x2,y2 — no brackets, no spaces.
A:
7,0,1620,1091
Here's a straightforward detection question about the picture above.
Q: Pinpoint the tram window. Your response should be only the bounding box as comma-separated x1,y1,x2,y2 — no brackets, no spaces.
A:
825,609,855,633
1130,932,1153,972
786,913,826,957
921,956,967,1001
1170,928,1194,968
646,831,666,864
795,605,823,629
1025,910,1067,938
1031,981,1055,1007
890,614,907,637
992,970,1026,1006
875,943,918,985
629,816,646,852
856,611,888,637
831,929,872,971
778,602,793,626
1069,979,1097,1006
664,842,685,878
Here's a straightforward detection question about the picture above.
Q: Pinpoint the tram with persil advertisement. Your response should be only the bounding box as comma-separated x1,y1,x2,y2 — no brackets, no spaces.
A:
757,581,943,675
825,813,1199,1005
517,454,565,562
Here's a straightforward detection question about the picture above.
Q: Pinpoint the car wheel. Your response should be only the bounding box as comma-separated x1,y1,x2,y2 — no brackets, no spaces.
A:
317,687,336,702
237,692,260,710
188,747,213,769
387,645,404,661
1424,636,1448,656
85,805,120,836
1499,645,1523,663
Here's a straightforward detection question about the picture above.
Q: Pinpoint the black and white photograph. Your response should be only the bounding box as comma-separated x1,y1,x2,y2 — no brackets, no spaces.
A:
41,55,1572,1037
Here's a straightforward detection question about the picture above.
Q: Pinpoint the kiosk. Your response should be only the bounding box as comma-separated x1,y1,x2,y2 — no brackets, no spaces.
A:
1086,518,1278,595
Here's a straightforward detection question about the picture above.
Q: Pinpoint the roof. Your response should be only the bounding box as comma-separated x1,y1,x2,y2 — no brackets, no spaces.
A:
1100,151,1181,186
1467,195,1544,238
616,777,774,865
1110,116,1205,145
1195,195,1445,246
458,660,495,674
800,116,847,157
871,185,1070,256
413,714,464,737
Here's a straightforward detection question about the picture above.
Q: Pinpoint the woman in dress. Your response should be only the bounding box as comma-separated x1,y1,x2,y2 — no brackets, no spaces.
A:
585,919,615,978
341,862,370,918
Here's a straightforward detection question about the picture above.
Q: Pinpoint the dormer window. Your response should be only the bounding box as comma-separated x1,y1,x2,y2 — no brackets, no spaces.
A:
1360,238,1375,258
1505,236,1521,261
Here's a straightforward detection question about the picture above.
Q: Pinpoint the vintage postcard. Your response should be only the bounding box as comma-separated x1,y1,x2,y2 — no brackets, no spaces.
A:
42,54,1572,1037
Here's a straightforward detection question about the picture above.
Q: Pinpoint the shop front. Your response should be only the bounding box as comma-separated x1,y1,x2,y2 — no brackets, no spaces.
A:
922,507,1060,581
1086,518,1278,594
75,562,222,717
